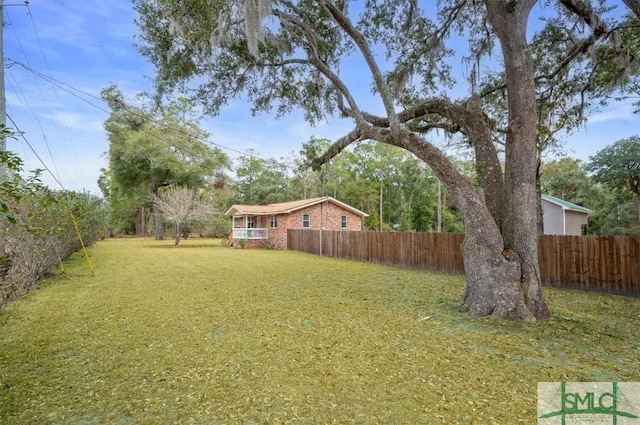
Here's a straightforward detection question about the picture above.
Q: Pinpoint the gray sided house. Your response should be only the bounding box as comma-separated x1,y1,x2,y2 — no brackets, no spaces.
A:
541,194,592,235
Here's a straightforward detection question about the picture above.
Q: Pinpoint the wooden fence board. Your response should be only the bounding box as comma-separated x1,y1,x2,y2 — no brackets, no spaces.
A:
288,229,639,297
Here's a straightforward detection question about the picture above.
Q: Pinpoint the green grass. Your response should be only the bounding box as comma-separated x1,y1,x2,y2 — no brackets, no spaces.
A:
0,238,638,424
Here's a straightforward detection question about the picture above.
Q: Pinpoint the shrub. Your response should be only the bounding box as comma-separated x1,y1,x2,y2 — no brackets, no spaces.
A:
0,147,106,309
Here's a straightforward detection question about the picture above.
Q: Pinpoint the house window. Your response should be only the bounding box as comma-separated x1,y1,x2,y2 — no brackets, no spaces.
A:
302,213,310,228
341,215,347,229
246,217,255,228
270,215,278,228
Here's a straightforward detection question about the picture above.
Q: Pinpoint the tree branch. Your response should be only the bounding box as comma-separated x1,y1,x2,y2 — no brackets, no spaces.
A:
411,121,464,135
559,0,602,27
313,125,366,168
317,0,400,129
272,8,366,125
259,58,312,66
623,0,640,19
360,97,484,132
431,1,467,46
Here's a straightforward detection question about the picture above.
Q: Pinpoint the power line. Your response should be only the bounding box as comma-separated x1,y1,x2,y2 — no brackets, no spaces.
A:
6,59,312,184
6,59,307,172
7,59,262,159
4,9,68,186
5,60,231,174
5,63,65,181
6,113,66,190
25,1,88,189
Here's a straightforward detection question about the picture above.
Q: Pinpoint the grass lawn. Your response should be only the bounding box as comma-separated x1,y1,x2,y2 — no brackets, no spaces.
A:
0,238,638,424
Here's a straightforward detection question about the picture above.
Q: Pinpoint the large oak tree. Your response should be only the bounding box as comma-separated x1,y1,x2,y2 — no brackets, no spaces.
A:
134,0,639,319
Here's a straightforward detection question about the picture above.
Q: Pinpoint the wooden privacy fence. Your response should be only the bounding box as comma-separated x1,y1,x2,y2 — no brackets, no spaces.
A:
538,234,639,296
287,230,640,297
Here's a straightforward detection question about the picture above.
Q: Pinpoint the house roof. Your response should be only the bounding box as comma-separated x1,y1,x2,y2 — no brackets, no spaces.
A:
225,196,369,217
542,194,592,213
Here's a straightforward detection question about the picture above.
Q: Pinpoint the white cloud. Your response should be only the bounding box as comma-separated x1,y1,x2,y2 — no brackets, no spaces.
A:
586,99,637,124
39,111,104,133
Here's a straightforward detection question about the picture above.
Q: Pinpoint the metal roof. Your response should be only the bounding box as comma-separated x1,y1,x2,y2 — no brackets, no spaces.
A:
541,194,592,213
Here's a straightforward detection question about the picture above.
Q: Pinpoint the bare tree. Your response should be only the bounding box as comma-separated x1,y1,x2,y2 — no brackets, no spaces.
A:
151,185,213,245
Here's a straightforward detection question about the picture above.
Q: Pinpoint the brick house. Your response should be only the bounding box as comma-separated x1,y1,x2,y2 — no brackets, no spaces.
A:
224,196,368,249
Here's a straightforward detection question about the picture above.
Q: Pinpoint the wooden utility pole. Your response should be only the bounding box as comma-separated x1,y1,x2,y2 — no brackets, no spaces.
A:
0,0,6,180
0,0,5,151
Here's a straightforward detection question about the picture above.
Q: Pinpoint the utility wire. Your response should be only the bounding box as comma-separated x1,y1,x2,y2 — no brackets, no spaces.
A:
6,59,317,191
25,1,88,189
6,60,231,169
4,9,67,186
6,113,66,190
8,59,268,160
6,59,306,174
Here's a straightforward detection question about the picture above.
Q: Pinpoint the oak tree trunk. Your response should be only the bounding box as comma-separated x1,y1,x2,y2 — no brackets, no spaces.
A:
485,0,550,319
461,96,505,229
385,2,551,319
378,128,544,319
460,225,527,318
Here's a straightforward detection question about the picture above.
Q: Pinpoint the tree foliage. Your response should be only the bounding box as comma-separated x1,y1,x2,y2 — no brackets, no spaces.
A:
101,85,230,238
587,136,640,232
588,136,640,195
232,151,291,205
540,158,594,206
0,125,23,224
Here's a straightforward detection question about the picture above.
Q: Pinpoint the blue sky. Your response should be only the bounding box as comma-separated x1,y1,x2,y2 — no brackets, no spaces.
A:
4,0,640,195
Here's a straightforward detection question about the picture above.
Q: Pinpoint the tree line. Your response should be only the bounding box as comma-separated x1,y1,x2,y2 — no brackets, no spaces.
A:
98,83,640,238
240,138,640,236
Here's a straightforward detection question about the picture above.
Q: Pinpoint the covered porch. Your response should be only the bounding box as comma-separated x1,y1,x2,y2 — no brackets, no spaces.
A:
230,215,269,240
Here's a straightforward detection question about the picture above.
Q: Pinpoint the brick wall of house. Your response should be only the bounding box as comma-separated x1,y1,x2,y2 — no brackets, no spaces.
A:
268,219,288,249
267,201,363,249
319,202,363,231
